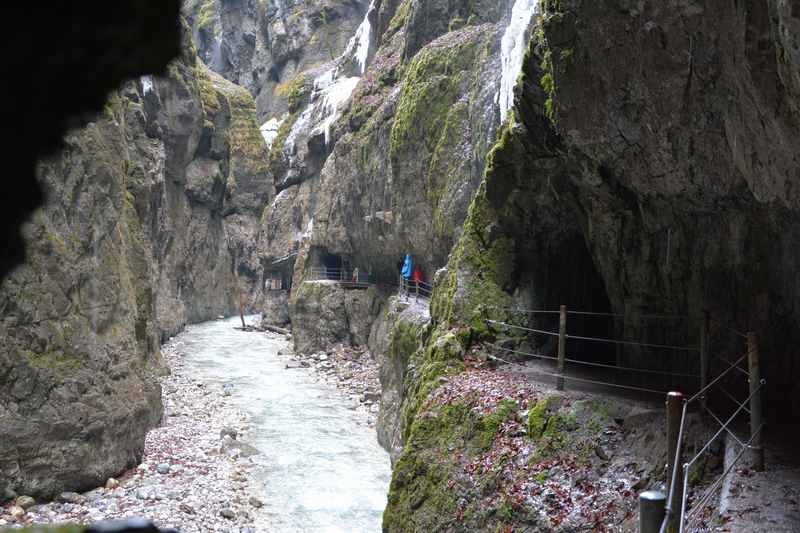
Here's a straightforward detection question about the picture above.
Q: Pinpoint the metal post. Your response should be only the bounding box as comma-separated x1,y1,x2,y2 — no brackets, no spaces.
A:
557,305,566,390
666,391,684,533
639,490,666,533
699,311,710,409
747,332,764,471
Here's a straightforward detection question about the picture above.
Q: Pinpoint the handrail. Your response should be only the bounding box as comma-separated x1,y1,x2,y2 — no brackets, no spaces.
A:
484,305,691,321
658,346,764,533
486,318,699,351
686,354,746,404
487,352,668,395
486,341,700,378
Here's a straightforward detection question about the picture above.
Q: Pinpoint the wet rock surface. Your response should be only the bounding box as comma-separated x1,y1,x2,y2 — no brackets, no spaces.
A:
289,281,381,355
0,342,267,532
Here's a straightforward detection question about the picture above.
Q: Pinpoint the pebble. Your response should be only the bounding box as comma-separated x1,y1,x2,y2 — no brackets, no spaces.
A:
58,491,83,504
157,462,171,474
595,445,610,461
220,426,239,440
249,496,264,508
105,477,120,489
220,508,236,519
10,506,25,520
16,495,35,509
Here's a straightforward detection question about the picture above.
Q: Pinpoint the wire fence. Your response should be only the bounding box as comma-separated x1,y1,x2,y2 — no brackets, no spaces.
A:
484,309,703,397
304,267,435,300
399,276,433,300
658,333,765,533
306,268,376,288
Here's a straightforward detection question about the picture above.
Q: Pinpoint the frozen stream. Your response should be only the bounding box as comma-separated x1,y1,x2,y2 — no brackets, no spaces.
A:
173,317,391,532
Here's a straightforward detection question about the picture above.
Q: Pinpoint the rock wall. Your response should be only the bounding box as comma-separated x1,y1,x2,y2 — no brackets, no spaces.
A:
184,0,372,121
0,25,271,498
290,281,381,354
2,1,182,283
382,0,800,528
368,296,430,461
247,0,518,361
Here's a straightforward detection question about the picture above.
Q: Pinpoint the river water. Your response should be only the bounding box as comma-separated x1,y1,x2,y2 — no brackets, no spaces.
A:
173,317,391,532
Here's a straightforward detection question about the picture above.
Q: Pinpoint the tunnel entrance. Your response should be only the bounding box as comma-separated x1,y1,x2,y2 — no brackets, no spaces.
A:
515,234,617,367
507,231,700,394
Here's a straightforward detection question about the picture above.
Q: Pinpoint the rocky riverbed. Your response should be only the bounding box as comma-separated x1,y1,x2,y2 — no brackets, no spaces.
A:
0,339,268,532
277,339,382,428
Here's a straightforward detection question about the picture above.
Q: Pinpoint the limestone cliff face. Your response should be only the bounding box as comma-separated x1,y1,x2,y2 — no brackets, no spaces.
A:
185,0,372,121
0,27,271,498
247,0,516,359
432,0,800,414
382,0,800,529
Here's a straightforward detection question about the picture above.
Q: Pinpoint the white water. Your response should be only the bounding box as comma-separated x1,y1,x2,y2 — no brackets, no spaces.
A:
174,317,390,532
497,0,539,122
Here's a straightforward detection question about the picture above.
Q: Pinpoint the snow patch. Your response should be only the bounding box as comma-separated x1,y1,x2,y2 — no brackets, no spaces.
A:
317,76,360,145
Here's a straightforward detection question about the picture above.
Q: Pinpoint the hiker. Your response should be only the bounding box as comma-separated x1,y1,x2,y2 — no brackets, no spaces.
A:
412,264,423,294
401,254,413,294
352,267,359,283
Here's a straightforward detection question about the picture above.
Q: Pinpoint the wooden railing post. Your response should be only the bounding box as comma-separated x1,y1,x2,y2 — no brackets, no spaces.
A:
699,310,710,409
747,332,764,471
666,391,684,533
557,305,566,391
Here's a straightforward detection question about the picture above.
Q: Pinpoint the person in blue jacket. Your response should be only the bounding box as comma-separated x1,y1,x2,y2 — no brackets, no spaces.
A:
401,254,413,293
401,254,413,279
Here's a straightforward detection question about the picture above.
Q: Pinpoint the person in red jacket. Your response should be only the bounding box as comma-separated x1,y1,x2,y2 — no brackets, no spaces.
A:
412,264,423,295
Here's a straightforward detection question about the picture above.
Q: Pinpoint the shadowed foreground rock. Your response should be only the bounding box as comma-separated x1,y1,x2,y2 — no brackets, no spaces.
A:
1,11,271,499
6,518,177,532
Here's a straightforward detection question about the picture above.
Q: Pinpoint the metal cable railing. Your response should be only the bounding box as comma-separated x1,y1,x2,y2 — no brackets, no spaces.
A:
486,351,669,396
398,276,433,300
485,305,692,321
481,306,767,532
486,318,698,352
485,341,700,379
307,268,376,286
658,338,765,533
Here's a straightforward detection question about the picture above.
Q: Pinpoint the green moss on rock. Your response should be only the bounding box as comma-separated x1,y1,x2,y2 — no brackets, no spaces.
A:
19,349,84,380
275,73,310,113
480,398,518,450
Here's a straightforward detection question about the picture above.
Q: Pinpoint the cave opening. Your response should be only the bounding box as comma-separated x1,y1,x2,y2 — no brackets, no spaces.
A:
522,234,617,367
307,247,349,280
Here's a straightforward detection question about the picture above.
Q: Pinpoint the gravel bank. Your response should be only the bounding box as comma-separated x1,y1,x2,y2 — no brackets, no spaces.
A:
277,338,382,428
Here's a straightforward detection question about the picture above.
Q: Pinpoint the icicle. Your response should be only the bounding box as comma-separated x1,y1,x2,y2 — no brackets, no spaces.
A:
497,0,539,122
